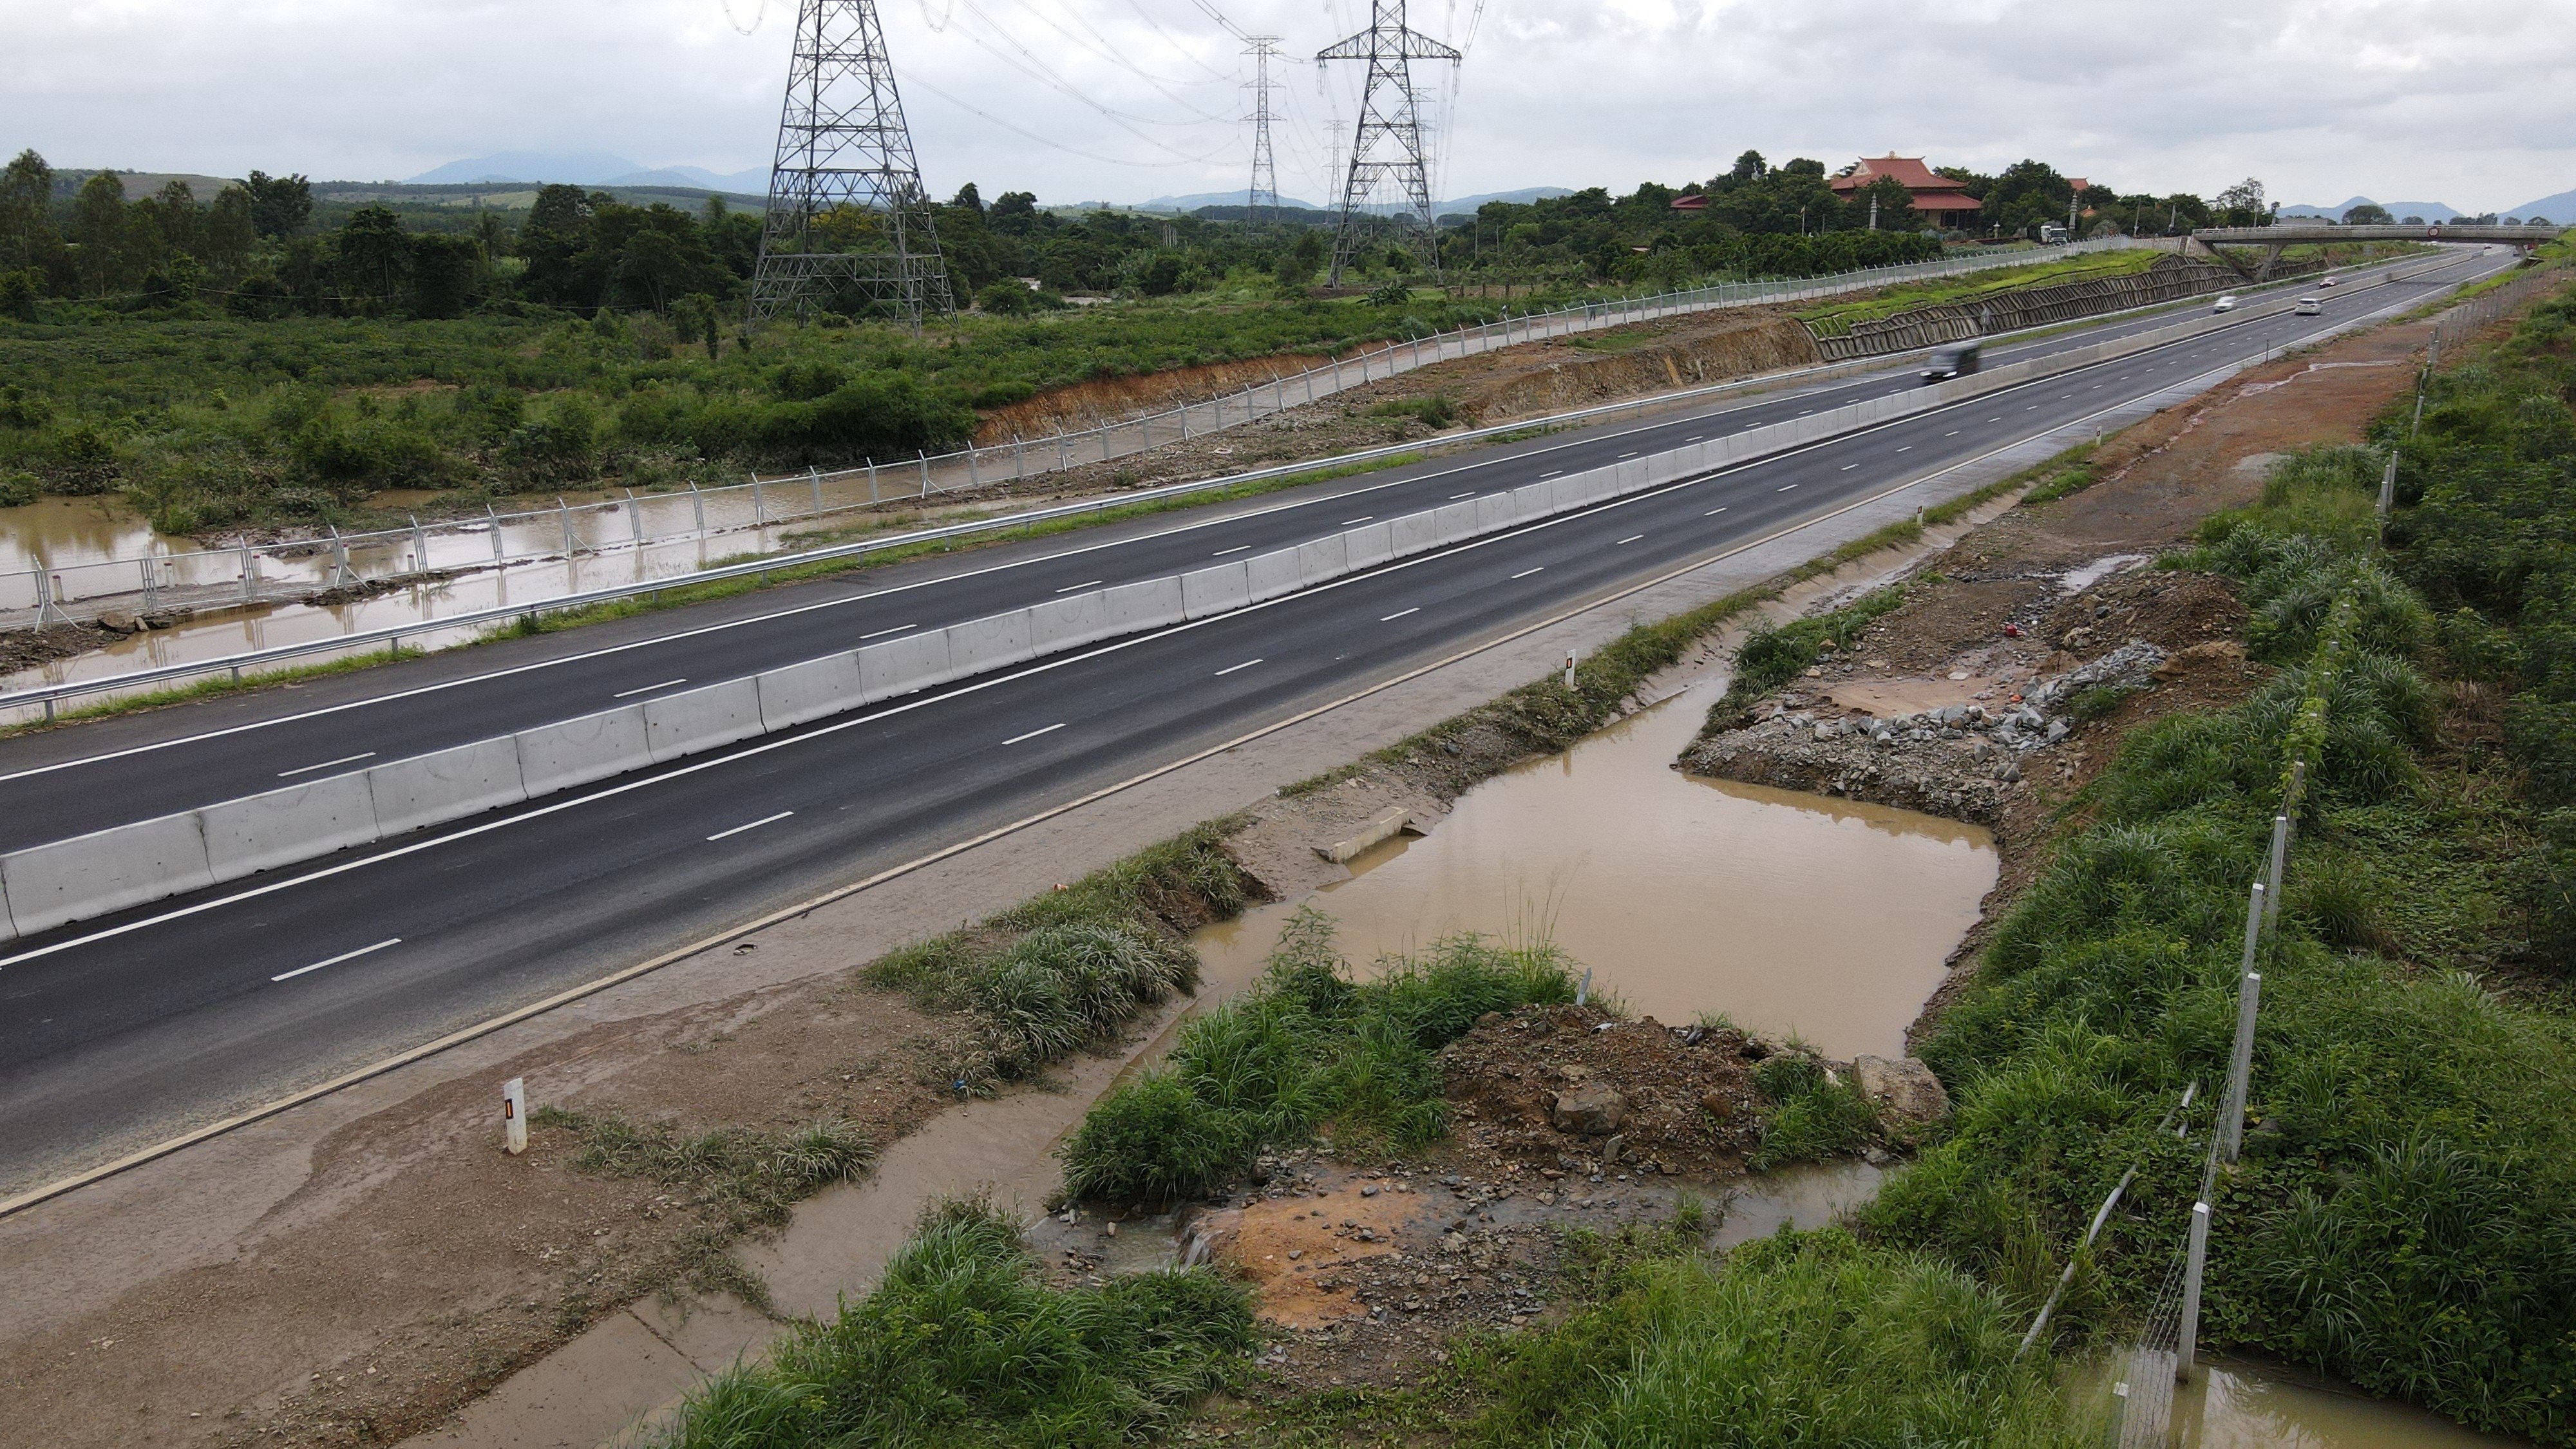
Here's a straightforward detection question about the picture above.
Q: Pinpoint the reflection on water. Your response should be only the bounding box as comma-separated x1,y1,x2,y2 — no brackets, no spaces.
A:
1193,686,1998,1060
1711,1159,1886,1247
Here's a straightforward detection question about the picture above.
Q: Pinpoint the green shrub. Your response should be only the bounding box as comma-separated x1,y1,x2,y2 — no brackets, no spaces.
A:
663,1196,1253,1448
1707,586,1911,731
1750,1053,1878,1168
1367,395,1458,429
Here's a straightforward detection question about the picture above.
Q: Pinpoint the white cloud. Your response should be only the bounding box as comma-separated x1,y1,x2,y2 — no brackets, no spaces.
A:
0,0,2568,211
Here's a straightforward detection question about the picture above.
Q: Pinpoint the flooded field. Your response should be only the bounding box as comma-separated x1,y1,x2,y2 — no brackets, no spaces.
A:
2077,1358,2537,1448
1195,683,1998,1060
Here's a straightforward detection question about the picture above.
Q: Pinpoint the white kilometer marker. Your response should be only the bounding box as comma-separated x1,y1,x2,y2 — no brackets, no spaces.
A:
1510,567,1544,580
706,810,795,842
1616,535,1644,545
857,623,916,641
1215,658,1264,676
1054,579,1103,593
1003,722,1068,746
611,678,688,700
1341,516,1374,526
1704,506,1728,516
272,937,400,983
1211,544,1251,556
1380,607,1420,621
276,751,377,779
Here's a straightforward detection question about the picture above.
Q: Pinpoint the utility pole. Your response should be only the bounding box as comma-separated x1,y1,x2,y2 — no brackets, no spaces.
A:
1318,0,1459,283
1244,35,1284,224
748,0,954,327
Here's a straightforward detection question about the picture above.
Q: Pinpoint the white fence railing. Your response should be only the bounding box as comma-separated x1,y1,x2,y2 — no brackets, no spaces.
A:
3,238,2150,627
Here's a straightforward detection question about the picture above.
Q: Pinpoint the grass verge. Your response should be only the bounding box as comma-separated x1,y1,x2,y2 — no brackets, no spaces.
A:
0,643,428,739
661,1194,1254,1448
1059,909,1578,1206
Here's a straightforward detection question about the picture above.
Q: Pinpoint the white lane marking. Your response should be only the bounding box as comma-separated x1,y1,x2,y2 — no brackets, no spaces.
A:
1215,658,1264,676
1540,469,1564,478
1380,607,1420,621
276,752,377,779
1003,722,1067,745
1616,535,1645,545
611,677,687,699
706,810,795,842
1895,445,1913,453
1211,545,1251,556
1510,567,1545,580
1945,430,1960,437
1987,417,2002,422
1618,451,1638,459
1798,409,1814,415
1340,516,1374,526
1449,491,1477,500
1704,506,1728,516
1781,483,1802,491
272,938,400,983
857,623,917,641
1683,435,1703,442
1053,579,1103,594
1840,463,1859,471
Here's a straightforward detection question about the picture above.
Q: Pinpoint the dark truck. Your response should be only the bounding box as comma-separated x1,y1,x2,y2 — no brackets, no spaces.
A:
1921,342,1982,384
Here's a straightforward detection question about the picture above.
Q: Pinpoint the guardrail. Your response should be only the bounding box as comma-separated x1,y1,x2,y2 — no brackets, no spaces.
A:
0,261,2456,943
1,238,2152,627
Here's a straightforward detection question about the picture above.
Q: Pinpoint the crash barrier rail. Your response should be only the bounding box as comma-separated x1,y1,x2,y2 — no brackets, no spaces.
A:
1,238,2150,623
0,258,2462,943
1,247,2450,726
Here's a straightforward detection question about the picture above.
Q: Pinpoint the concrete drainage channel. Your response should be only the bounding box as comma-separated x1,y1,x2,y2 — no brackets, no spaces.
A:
0,258,2461,945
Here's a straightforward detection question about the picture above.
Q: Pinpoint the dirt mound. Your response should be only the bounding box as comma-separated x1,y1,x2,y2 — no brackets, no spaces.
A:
972,354,1330,443
1463,313,1820,421
1439,1004,1766,1177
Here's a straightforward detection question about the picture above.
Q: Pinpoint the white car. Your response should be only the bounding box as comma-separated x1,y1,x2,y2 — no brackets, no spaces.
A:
2319,275,2339,287
2213,295,2239,312
2295,297,2324,316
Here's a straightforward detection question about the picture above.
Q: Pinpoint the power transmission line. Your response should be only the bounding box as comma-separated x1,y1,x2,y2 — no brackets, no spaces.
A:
1244,35,1283,222
1318,0,1459,281
750,0,954,327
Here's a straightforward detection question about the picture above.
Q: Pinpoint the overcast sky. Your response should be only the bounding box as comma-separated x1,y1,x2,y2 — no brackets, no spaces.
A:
6,0,2573,211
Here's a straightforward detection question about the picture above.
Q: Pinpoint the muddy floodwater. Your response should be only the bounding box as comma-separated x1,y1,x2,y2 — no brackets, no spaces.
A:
2077,1358,2537,1448
1196,683,1998,1060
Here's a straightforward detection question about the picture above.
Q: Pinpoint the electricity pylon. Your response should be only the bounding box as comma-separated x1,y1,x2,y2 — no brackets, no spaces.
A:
1317,0,1457,283
748,0,954,325
1244,35,1284,223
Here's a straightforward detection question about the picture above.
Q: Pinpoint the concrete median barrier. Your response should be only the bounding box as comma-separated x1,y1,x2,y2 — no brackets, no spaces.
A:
368,737,529,837
2,813,217,937
1100,577,1184,634
200,772,383,885
1244,548,1302,603
1294,535,1349,587
860,629,952,697
1028,591,1110,651
1180,562,1251,620
947,610,1036,674
1432,500,1478,544
1345,520,1394,570
515,705,651,797
1389,509,1439,558
644,677,768,764
757,652,866,730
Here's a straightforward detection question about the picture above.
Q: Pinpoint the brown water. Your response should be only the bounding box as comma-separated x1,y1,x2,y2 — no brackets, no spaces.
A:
1193,685,1998,1060
2076,1358,2537,1448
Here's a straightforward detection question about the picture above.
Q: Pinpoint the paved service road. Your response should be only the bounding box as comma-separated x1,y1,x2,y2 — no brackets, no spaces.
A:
0,252,2476,849
0,248,2508,1188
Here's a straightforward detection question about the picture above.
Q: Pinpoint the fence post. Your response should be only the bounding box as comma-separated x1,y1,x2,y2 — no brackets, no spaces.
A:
488,504,507,563
327,524,351,586
623,491,644,547
2376,453,2398,519
688,484,706,536
2177,1192,2213,1381
810,466,824,515
558,498,575,556
918,451,929,497
2222,886,2266,1162
1014,433,1025,482
2264,814,2290,931
411,515,431,573
142,554,158,613
241,542,256,603
751,475,765,526
967,443,979,489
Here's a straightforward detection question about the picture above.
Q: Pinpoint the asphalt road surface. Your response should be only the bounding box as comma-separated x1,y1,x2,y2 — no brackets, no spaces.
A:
0,247,2508,1190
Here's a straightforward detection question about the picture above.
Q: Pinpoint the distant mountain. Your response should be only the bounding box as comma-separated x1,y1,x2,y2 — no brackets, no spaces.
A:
1135,189,1331,213
2278,196,2463,223
407,152,647,185
607,165,772,194
1440,187,1576,211
2507,188,2575,223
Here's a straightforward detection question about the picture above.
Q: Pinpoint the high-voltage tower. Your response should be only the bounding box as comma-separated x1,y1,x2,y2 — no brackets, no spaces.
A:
1243,35,1284,223
1317,0,1457,282
748,0,954,325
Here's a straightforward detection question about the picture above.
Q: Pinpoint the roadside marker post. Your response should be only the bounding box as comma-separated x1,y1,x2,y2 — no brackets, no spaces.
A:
501,1077,527,1155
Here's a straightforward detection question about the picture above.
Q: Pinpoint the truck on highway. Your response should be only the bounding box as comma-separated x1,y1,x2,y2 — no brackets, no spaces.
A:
1921,342,1982,383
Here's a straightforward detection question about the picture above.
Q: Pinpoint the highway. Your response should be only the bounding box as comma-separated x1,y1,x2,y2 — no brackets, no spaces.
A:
0,252,2468,850
0,247,2508,1189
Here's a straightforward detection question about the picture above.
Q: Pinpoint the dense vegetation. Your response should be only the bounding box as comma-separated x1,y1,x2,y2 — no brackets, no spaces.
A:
1868,283,2576,1443
663,1195,1255,1449
0,142,2201,535
1059,910,1578,1205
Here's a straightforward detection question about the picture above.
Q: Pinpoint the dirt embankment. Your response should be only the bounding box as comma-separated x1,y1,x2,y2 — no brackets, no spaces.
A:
1678,301,2446,1043
971,354,1330,444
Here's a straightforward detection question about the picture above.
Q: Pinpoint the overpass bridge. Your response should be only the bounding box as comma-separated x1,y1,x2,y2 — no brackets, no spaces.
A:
2188,223,2562,279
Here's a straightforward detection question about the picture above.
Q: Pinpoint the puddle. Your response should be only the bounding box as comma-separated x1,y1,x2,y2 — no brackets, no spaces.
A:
2061,553,2151,592
2076,1357,2537,1448
1709,1159,1886,1247
1196,687,1998,1060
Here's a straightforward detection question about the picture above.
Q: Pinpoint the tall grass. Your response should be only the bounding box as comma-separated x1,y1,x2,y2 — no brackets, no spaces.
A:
1058,909,1578,1205
1461,1227,2086,1449
659,1196,1254,1449
1868,422,2576,1440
